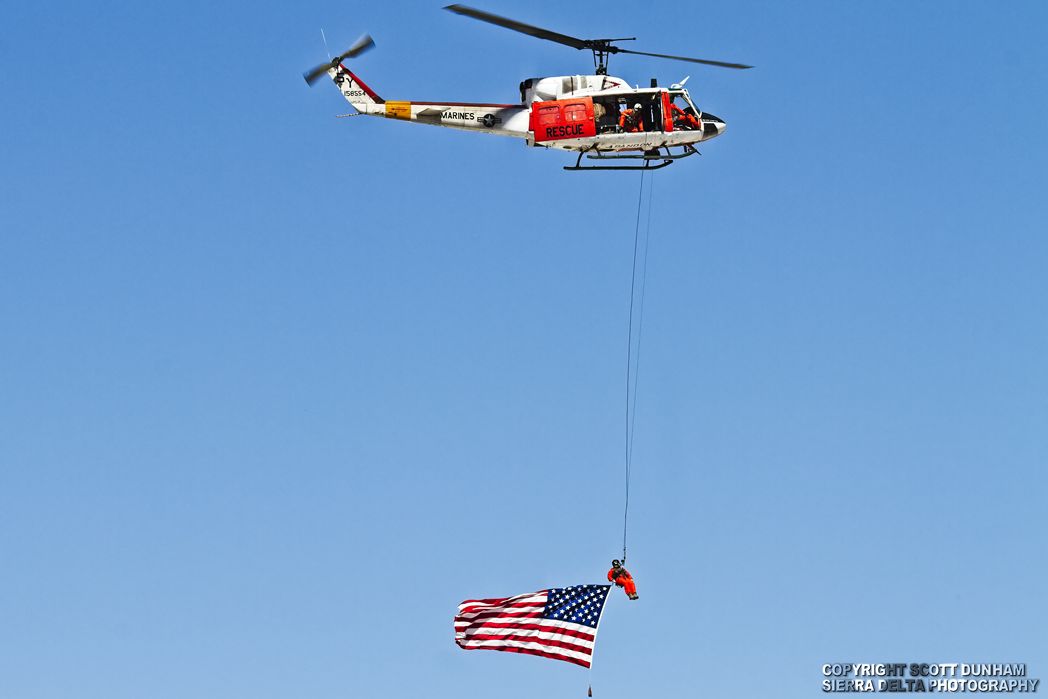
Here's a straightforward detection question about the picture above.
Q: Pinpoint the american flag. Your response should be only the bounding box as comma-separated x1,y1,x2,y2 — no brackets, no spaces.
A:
455,584,611,668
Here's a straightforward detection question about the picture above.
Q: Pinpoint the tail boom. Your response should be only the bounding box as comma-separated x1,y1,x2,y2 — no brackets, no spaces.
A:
329,65,529,139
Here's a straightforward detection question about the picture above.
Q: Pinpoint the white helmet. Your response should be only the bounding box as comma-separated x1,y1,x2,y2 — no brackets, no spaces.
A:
633,103,642,110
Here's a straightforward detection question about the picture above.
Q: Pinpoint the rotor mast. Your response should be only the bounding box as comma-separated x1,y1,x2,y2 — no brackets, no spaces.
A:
588,39,636,75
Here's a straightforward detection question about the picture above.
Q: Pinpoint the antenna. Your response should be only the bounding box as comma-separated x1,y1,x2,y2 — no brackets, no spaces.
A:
320,28,331,61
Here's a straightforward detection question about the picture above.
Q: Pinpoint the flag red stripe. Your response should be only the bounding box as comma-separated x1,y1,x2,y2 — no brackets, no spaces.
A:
459,596,543,607
458,609,544,622
456,605,545,618
455,620,595,642
457,643,590,668
458,600,545,613
458,593,546,607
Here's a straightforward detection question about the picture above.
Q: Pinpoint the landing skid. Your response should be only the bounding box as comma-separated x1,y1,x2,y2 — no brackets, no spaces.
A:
564,143,700,172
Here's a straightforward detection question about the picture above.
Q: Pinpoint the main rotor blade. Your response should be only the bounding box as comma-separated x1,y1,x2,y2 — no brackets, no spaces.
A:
616,47,752,70
444,4,588,50
303,34,375,87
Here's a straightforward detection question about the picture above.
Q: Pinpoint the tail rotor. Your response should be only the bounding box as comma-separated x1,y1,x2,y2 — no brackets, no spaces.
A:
303,33,375,86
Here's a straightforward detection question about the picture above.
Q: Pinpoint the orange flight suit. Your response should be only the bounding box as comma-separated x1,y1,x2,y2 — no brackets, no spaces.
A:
619,109,644,133
670,103,700,130
607,566,638,597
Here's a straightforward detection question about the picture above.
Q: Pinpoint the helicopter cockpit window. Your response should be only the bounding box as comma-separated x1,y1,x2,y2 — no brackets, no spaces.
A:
669,94,700,130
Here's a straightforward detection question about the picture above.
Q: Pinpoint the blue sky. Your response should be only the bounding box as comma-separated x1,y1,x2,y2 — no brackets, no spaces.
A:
2,1,1046,697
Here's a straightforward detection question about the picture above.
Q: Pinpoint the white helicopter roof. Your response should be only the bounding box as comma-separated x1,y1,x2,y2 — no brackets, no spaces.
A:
521,74,646,103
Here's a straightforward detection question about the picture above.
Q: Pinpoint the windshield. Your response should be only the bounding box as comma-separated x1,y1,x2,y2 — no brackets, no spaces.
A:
670,89,699,112
668,90,701,131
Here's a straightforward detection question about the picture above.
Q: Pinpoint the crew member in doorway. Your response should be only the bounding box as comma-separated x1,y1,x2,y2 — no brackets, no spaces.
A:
608,559,639,600
619,103,645,133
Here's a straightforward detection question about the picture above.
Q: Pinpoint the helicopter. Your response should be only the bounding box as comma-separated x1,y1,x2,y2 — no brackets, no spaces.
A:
304,4,751,171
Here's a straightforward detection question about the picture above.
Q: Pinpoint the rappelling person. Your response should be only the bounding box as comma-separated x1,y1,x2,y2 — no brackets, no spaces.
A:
607,559,639,600
619,103,645,133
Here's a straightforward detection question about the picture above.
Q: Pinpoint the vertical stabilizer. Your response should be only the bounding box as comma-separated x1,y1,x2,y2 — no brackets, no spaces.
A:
330,66,384,113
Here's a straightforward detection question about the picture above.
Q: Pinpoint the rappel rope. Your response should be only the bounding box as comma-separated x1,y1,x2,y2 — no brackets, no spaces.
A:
622,170,656,564
595,171,654,699
590,172,655,699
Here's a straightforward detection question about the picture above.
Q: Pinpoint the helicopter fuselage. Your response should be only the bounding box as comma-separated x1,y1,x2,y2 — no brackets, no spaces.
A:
331,65,726,157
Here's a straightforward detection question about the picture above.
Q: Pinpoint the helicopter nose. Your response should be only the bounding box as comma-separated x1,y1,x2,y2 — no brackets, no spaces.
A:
701,113,726,139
